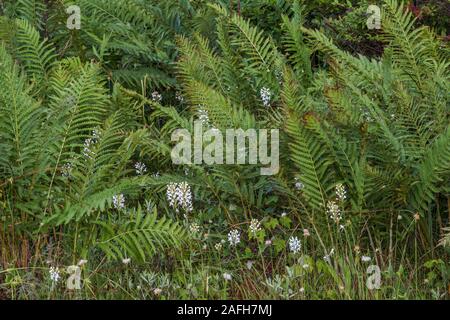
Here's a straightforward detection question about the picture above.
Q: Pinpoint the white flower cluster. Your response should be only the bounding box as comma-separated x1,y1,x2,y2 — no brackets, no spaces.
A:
83,139,95,159
189,222,200,234
167,183,177,208
49,267,60,283
249,219,261,235
260,87,272,107
152,91,162,102
61,162,73,178
288,236,301,254
113,193,125,210
92,128,101,140
228,229,241,246
176,92,184,103
327,200,341,223
134,162,147,175
223,273,232,281
198,107,210,126
294,177,304,190
361,255,371,263
335,183,347,202
166,182,194,213
83,129,101,160
215,240,225,251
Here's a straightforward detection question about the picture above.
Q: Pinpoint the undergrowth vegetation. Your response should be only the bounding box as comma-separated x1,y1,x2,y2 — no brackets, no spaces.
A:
0,0,448,300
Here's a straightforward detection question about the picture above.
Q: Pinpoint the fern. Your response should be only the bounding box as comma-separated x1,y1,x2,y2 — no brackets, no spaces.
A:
281,0,312,85
409,127,450,212
382,0,437,89
15,19,56,88
16,0,46,31
96,207,186,262
0,45,43,184
285,113,333,210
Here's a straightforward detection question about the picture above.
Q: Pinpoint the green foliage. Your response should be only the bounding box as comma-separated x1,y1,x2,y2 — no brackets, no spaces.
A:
0,0,448,300
96,207,186,262
0,23,184,268
15,19,56,87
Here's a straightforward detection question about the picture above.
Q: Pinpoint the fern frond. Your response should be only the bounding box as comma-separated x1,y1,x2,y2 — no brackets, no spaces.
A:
281,1,312,85
302,27,383,87
382,0,440,89
408,127,450,212
16,0,46,30
285,113,333,210
15,19,56,88
96,207,186,262
0,45,43,179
